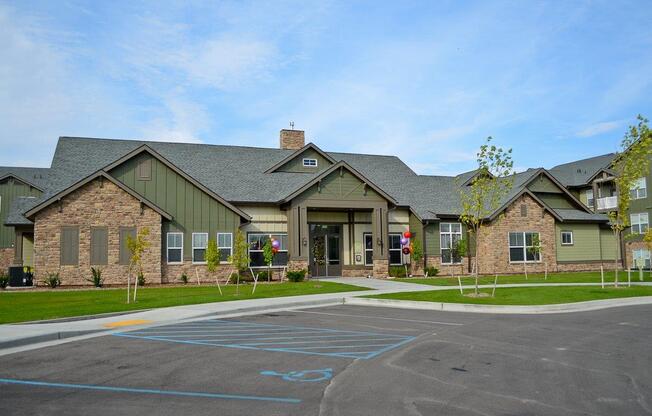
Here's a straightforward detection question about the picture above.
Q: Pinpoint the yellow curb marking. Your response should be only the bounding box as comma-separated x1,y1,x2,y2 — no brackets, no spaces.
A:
103,319,153,328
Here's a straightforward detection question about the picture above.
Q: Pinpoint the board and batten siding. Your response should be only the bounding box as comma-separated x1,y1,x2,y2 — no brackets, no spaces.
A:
276,148,334,173
600,228,621,261
110,153,240,262
555,223,602,262
294,170,385,203
0,177,42,248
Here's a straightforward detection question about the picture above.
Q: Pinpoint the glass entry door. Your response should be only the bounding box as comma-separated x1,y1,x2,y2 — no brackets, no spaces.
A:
309,224,342,277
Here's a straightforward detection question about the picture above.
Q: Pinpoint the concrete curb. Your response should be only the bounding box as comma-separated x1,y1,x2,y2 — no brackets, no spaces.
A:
345,295,652,314
0,330,106,350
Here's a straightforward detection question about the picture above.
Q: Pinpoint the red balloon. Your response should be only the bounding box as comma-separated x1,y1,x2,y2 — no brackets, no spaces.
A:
404,231,412,239
402,247,411,255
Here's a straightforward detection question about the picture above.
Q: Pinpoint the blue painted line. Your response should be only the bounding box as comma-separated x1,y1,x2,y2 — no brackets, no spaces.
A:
364,336,417,359
238,337,403,346
0,378,301,404
202,319,411,337
185,333,403,343
271,343,395,350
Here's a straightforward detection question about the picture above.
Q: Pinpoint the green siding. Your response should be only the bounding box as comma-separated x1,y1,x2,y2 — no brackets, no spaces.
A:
555,223,601,262
277,148,333,173
627,160,652,240
424,222,440,255
297,170,384,202
0,177,42,248
600,228,621,261
536,193,575,209
527,175,563,193
110,153,240,262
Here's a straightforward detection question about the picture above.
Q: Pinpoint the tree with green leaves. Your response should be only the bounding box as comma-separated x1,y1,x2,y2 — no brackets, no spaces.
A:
525,233,542,280
608,116,652,287
459,137,514,296
205,238,223,294
410,238,423,276
263,238,274,282
228,230,250,296
127,227,150,303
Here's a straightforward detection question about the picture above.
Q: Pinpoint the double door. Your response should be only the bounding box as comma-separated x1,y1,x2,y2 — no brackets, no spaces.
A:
309,224,342,277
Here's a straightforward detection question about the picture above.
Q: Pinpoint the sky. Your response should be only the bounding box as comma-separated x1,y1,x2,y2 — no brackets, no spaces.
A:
1,0,651,175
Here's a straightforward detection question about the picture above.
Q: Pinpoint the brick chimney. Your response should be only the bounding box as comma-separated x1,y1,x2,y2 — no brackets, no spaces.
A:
280,129,305,150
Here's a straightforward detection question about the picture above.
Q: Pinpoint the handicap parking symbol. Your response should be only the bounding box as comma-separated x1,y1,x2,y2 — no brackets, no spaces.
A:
260,368,333,383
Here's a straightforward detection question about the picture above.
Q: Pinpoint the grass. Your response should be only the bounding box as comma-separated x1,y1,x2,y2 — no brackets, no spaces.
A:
0,281,368,324
399,270,652,286
366,285,652,305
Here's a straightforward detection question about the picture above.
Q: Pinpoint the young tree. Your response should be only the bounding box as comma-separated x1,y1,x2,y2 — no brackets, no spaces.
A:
459,137,514,296
205,238,222,294
608,116,652,287
263,238,274,282
127,227,150,303
410,238,424,276
228,230,250,296
525,233,542,280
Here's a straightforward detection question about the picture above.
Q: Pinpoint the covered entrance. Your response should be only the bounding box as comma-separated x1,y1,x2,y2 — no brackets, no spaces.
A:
309,224,342,277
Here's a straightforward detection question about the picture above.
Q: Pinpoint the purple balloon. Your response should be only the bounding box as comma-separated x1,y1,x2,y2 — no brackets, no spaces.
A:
271,239,281,249
400,237,409,246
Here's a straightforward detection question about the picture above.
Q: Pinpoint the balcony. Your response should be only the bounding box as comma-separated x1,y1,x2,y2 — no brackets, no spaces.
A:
596,195,618,211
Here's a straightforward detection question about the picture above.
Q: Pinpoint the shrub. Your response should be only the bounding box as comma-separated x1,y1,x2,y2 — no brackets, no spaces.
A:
255,270,269,281
43,272,61,288
389,266,407,278
0,273,8,289
425,267,439,277
179,273,189,284
286,269,306,282
137,272,146,287
86,267,104,288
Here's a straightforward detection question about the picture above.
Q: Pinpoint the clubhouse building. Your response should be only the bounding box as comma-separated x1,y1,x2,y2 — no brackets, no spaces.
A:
0,129,644,285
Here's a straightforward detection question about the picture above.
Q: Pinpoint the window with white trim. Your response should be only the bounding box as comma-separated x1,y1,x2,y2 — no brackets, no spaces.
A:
630,177,647,200
302,158,318,167
632,249,651,269
248,233,288,267
192,233,208,263
217,232,232,263
440,223,463,264
508,232,540,262
388,234,403,265
364,233,373,266
630,213,649,234
167,233,183,263
561,231,573,245
585,189,594,208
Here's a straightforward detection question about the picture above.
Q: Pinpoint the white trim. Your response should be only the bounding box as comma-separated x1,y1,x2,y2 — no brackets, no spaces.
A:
508,231,541,263
166,232,183,264
363,233,374,266
302,158,318,167
632,249,651,269
388,233,404,266
630,212,649,235
631,177,647,200
191,232,208,264
560,230,573,245
247,233,288,268
217,232,233,264
440,222,463,265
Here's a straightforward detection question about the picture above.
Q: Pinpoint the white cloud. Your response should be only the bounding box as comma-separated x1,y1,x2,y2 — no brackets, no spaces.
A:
575,121,622,138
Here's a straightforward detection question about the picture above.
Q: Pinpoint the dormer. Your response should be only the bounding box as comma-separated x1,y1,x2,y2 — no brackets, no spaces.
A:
266,142,337,174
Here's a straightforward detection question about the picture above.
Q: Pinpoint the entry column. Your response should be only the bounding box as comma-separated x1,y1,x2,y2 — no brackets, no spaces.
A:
371,206,389,278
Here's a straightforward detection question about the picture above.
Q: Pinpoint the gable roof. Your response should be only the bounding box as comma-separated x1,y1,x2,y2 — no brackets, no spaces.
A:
4,196,39,226
0,166,50,191
264,143,337,173
549,153,616,187
24,171,173,221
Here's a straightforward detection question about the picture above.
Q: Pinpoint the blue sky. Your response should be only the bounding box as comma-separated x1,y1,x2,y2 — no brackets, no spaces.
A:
1,0,651,175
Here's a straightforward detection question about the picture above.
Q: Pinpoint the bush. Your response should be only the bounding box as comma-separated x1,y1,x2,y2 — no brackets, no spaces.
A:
43,272,61,288
86,267,104,288
389,266,407,278
425,267,439,277
0,273,8,289
286,269,306,282
179,273,189,284
256,270,269,281
137,272,146,287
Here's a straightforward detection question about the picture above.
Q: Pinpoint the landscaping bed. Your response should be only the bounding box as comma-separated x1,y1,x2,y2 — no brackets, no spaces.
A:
399,271,652,286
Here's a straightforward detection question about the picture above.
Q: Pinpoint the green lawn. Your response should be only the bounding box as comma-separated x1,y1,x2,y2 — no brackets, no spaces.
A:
366,285,652,305
400,270,652,286
0,281,368,324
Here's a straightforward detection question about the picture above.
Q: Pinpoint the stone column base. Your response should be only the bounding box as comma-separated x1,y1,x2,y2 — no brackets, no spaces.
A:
372,259,389,278
288,259,309,274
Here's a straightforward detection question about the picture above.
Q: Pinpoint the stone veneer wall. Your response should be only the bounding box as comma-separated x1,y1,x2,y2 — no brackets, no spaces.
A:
33,179,162,286
372,259,388,278
0,247,13,274
425,256,469,276
624,241,648,270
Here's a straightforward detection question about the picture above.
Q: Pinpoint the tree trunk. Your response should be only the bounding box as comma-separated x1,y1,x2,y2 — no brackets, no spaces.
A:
126,265,131,304
133,270,139,302
614,230,620,288
236,273,240,296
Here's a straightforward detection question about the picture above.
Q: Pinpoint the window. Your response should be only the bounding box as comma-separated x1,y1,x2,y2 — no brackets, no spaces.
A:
630,177,647,200
632,249,651,269
90,227,108,265
560,231,573,245
248,233,288,267
217,232,232,263
192,233,208,263
364,233,373,266
60,226,79,265
508,232,540,262
167,232,183,263
388,234,403,265
586,189,594,208
440,223,463,264
630,213,649,234
302,158,318,167
137,158,152,180
119,227,136,265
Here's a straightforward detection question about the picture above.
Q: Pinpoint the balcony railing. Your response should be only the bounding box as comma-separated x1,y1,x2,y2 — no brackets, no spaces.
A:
596,196,618,210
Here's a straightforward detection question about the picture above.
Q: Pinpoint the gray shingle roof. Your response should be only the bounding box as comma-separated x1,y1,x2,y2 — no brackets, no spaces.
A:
553,208,609,222
549,153,615,187
0,166,50,190
5,196,39,225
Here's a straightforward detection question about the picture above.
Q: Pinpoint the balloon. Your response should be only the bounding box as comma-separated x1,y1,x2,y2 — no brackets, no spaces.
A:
272,247,279,254
402,247,411,255
271,239,281,249
403,231,412,239
400,237,409,246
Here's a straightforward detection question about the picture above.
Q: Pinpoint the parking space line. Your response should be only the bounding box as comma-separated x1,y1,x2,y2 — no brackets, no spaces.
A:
0,378,302,404
292,310,464,326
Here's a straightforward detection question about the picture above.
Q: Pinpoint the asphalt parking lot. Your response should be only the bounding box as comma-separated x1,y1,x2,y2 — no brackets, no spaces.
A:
1,304,651,416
